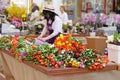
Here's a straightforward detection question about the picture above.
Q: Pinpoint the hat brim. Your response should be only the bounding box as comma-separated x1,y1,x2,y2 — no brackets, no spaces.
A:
43,9,57,15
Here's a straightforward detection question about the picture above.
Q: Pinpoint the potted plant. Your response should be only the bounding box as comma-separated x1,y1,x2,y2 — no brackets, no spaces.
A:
62,24,68,33
106,32,120,64
35,24,44,34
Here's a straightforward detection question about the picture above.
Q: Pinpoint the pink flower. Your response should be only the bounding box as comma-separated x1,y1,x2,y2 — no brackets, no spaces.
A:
90,14,97,24
113,15,120,25
100,14,108,24
79,62,85,68
82,15,90,24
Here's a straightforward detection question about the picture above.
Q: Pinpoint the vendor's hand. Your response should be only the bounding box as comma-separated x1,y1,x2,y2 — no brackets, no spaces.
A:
37,37,47,42
37,36,42,39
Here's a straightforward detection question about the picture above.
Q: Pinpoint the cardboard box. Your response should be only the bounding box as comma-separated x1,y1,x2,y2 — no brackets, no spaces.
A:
86,36,107,54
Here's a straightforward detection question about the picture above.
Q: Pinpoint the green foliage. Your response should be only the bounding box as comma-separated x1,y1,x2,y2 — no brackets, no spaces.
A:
75,25,81,30
79,49,98,67
62,24,68,30
39,44,58,55
0,36,11,49
113,32,120,43
71,37,82,44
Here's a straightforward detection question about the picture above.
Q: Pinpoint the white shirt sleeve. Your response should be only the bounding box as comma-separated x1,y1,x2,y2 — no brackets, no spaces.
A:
39,20,47,37
52,16,63,36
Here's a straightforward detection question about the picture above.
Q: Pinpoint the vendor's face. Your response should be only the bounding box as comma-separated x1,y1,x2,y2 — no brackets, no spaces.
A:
60,7,64,13
43,10,53,20
43,10,49,19
46,13,50,19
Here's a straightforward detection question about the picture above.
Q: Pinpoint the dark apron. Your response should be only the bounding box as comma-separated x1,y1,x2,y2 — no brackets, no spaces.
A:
46,22,60,44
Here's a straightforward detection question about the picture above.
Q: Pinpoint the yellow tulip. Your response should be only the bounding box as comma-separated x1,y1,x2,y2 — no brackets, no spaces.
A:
57,41,62,46
62,43,65,45
22,14,26,18
65,41,69,44
59,34,64,39
68,43,71,46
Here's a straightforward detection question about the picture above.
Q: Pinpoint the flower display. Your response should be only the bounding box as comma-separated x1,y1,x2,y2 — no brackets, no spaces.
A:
82,15,90,25
54,34,86,57
90,14,97,25
6,2,27,19
15,22,28,32
54,34,73,51
100,14,108,25
0,34,109,70
6,2,27,31
82,14,108,28
113,14,120,26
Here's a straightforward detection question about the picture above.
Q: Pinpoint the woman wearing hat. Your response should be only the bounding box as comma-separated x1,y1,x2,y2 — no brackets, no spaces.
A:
37,5,63,44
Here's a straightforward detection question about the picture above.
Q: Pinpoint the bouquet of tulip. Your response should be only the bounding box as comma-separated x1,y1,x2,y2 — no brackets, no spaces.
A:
54,34,85,57
65,49,109,70
54,34,109,69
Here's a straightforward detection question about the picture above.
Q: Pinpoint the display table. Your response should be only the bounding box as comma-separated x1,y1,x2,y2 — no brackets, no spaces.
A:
1,23,28,35
86,36,107,54
98,27,116,36
0,50,119,80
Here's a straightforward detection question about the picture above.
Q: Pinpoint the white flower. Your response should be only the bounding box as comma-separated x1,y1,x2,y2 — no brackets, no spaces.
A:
49,44,55,48
10,25,16,28
118,39,120,42
61,50,65,54
106,35,114,43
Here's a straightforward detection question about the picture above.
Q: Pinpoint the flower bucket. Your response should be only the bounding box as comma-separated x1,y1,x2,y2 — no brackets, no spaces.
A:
107,43,120,64
90,32,96,37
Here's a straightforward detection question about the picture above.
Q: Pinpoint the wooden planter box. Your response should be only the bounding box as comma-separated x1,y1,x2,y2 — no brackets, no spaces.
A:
107,43,120,64
0,50,118,80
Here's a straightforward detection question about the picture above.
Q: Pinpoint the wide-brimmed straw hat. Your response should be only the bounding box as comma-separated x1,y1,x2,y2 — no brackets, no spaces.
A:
43,5,57,14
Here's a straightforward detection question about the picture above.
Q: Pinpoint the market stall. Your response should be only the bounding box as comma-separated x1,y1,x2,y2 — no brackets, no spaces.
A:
1,0,120,80
0,34,119,80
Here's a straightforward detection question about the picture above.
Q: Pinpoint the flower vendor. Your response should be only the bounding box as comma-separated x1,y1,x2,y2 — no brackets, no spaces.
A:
37,5,63,44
